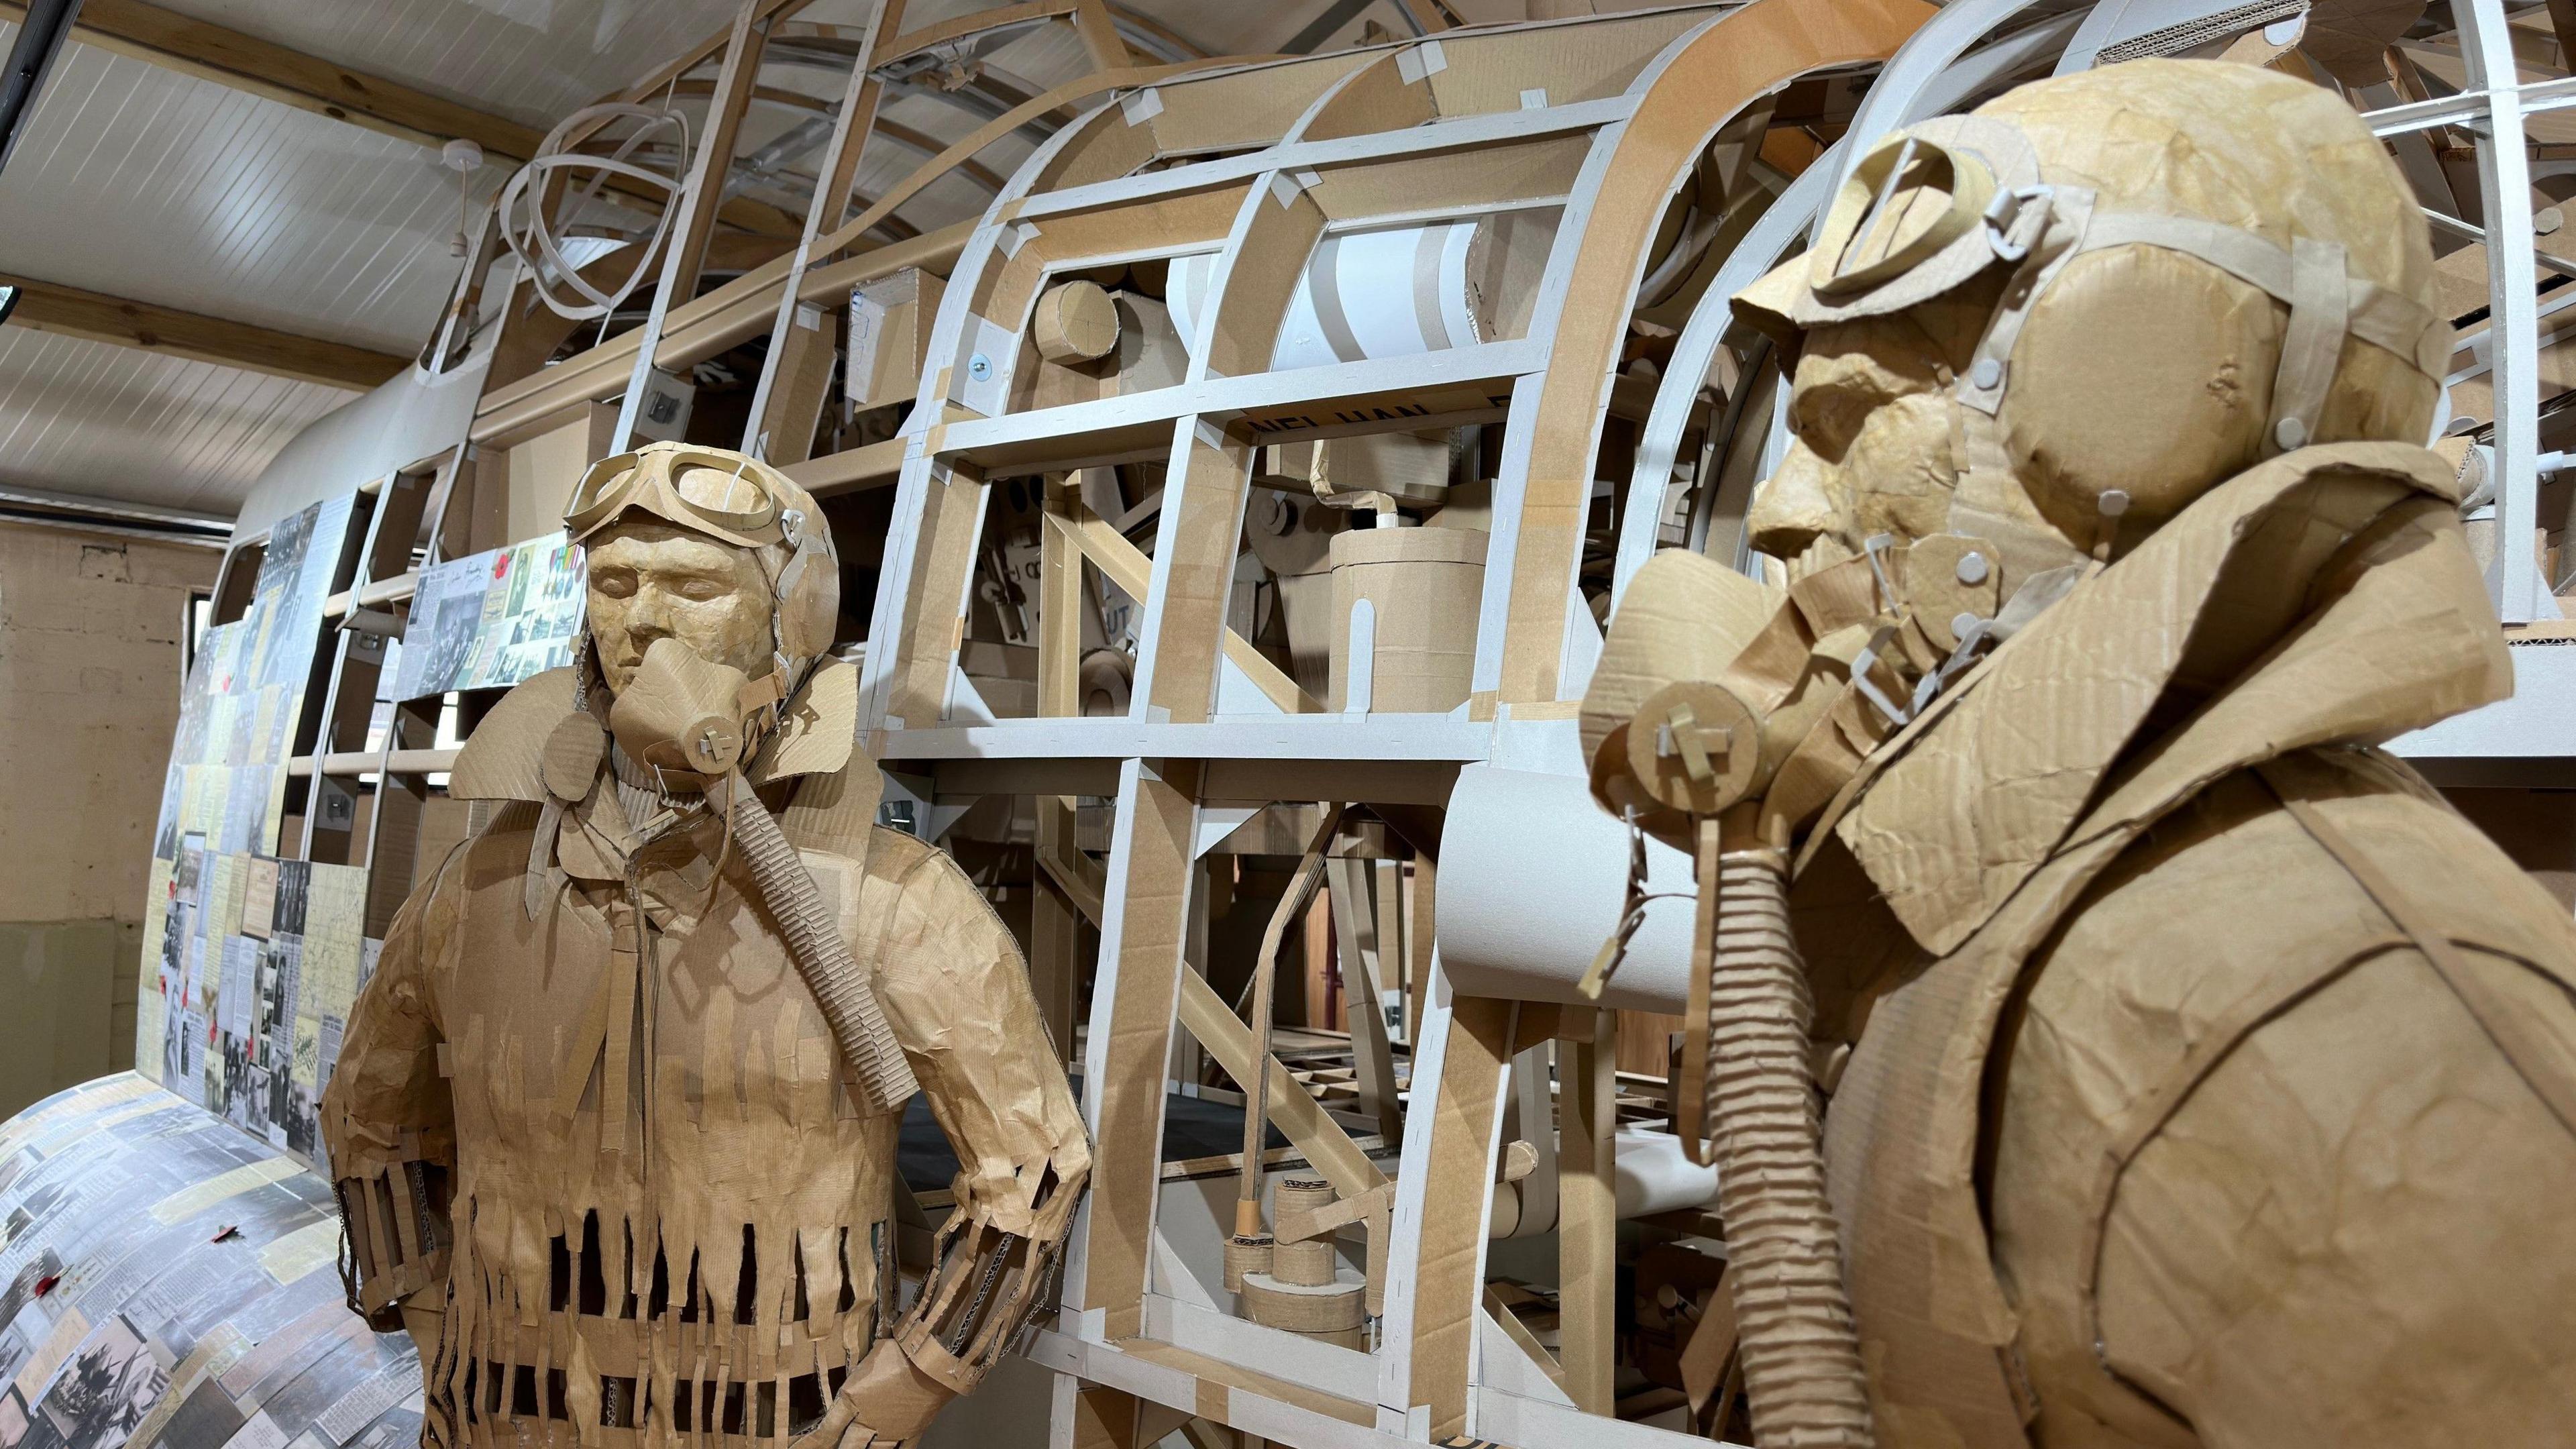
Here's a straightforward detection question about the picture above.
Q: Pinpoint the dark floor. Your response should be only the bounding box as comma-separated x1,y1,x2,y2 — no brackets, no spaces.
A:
897,1074,1286,1190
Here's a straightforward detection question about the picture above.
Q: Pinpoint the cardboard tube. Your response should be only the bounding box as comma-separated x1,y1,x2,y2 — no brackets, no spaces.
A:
723,774,918,1110
1707,844,1873,1448
1171,219,1490,372
1491,1127,1723,1238
1439,765,1699,1013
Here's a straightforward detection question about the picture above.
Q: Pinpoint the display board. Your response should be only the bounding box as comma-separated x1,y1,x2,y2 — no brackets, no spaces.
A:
148,498,356,864
133,849,373,1167
386,532,584,702
0,1077,419,1449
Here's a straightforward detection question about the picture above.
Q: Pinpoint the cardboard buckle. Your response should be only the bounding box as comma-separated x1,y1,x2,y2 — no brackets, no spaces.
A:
1983,184,2054,264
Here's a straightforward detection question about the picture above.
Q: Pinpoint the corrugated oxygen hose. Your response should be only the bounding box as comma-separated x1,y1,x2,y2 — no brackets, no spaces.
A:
729,783,920,1111
1708,845,1874,1448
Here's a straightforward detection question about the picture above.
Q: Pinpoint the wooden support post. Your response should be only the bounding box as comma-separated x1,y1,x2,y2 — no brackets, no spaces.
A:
1040,474,1088,718
749,303,839,465
745,0,905,459
1070,0,1132,70
1130,421,1260,723
1031,871,1083,1065
660,8,770,311
1032,468,1099,1054
1559,1008,1619,1413
1069,758,1203,1338
612,0,773,449
1391,994,1515,1440
1407,855,1437,1044
1330,857,1403,1140
881,461,993,728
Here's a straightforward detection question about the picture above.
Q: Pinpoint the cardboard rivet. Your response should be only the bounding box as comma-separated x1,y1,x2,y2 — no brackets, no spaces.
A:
967,354,994,382
2098,488,2131,517
2274,417,2308,450
1970,358,2004,390
1954,551,1990,586
1951,610,1982,640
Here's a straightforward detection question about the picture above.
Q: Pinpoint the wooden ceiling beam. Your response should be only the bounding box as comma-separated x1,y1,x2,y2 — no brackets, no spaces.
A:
0,0,803,237
0,272,408,390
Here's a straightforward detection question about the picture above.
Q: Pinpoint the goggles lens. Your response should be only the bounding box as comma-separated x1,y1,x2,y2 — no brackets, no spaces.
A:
677,462,768,516
1812,133,1995,298
565,447,782,543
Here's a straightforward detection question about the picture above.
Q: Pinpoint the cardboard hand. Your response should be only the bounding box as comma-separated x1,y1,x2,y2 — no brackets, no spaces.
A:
790,1341,956,1449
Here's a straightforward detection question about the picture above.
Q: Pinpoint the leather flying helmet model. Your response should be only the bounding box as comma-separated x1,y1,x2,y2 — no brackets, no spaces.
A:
566,439,843,680
1731,103,2451,590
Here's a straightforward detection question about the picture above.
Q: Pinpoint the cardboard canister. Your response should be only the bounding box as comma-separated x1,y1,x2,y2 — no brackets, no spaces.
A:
1326,525,1487,713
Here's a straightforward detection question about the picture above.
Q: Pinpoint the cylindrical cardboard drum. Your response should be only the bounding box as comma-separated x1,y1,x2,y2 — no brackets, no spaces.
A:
1327,525,1487,714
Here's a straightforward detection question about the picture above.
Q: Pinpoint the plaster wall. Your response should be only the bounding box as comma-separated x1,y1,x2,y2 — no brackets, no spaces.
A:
0,523,217,1116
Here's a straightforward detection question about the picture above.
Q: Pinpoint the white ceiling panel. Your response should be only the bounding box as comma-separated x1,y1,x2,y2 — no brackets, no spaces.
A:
152,0,748,130
0,328,347,515
0,0,1544,517
0,28,484,356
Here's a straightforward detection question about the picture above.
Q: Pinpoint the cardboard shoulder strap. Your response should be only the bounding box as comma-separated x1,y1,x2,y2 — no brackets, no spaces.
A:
2063,755,2576,1419
2255,761,2576,1140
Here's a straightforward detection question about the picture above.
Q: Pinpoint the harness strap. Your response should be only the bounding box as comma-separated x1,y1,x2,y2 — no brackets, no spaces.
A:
2257,762,2576,1139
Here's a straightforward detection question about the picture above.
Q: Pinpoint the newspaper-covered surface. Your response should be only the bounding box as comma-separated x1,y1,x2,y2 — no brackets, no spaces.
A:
0,1078,420,1449
148,496,355,865
138,850,368,1169
136,495,368,1151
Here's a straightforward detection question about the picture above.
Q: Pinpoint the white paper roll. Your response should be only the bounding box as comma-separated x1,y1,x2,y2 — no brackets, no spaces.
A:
1168,220,1485,373
1438,764,1699,1015
1614,1127,1721,1218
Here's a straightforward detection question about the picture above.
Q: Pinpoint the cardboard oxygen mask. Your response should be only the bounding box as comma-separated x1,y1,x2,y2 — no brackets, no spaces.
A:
606,637,765,790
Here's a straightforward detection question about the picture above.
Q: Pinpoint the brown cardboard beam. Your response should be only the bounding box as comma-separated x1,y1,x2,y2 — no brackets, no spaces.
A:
0,0,803,238
0,271,407,390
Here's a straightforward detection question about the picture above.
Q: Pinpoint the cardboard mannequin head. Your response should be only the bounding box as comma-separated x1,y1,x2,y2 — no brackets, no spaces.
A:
1736,61,2441,588
585,519,777,697
566,442,841,699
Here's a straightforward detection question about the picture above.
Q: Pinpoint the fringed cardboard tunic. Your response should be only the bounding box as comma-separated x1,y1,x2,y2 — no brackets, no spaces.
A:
320,659,1090,1449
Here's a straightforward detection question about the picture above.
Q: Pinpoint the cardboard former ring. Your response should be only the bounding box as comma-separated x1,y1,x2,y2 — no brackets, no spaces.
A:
1625,680,1762,817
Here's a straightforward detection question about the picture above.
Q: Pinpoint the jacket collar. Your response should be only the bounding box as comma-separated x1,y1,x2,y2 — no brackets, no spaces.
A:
1809,441,2508,957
